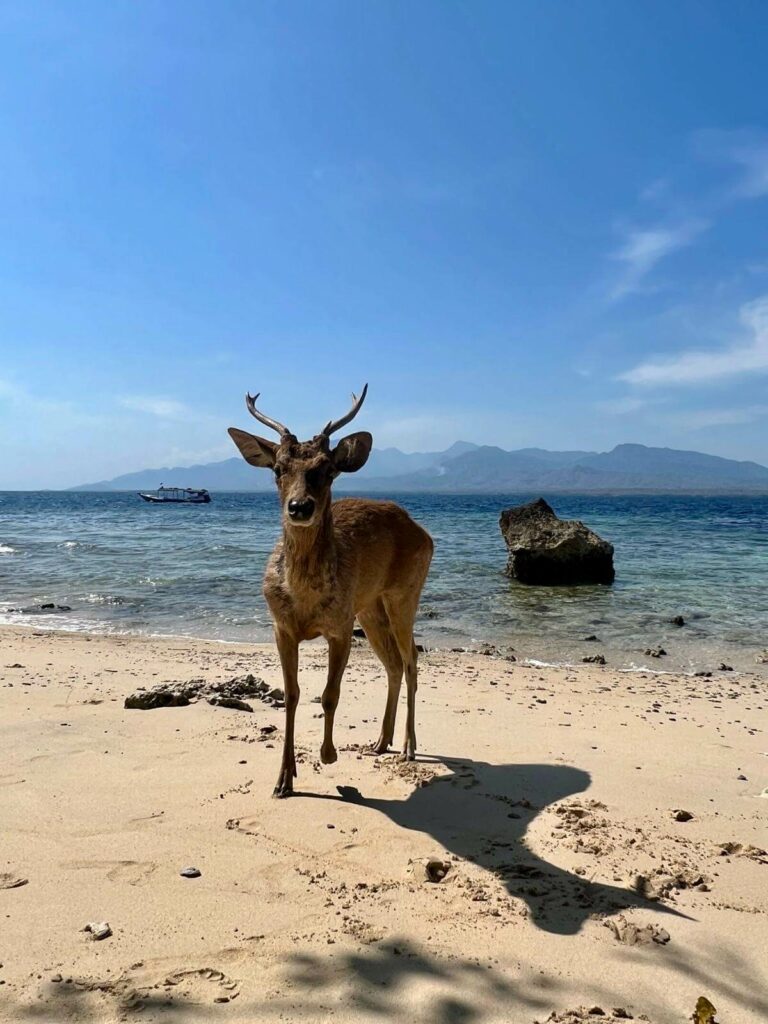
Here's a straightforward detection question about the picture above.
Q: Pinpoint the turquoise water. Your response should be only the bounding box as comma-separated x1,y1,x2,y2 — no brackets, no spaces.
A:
1,491,767,673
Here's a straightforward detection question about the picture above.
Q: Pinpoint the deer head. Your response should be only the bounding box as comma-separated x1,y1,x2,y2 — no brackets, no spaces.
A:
228,385,372,527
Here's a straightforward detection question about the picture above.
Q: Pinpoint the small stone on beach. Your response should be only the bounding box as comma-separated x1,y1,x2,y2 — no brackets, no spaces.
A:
673,809,693,822
83,921,112,940
180,867,201,878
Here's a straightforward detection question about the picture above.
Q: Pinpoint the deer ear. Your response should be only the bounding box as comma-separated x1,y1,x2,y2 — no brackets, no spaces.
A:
332,431,372,473
228,428,278,468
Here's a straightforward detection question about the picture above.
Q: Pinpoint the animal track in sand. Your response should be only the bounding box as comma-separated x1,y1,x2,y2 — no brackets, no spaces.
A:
163,967,240,1003
63,859,158,886
69,810,167,838
0,871,28,889
0,772,26,787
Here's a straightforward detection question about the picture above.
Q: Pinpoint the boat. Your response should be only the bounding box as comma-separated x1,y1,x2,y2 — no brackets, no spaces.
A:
138,485,211,504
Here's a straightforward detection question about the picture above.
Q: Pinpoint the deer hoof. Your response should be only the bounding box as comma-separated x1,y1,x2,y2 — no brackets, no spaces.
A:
369,738,390,756
272,771,294,798
320,743,337,765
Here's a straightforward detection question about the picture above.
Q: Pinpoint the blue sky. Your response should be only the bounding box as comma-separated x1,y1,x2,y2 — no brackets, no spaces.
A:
2,1,768,488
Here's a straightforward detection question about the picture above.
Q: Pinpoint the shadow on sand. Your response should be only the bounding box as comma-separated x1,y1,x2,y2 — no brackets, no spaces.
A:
315,755,689,936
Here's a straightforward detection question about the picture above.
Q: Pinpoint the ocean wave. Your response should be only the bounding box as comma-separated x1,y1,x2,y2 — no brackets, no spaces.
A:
0,544,15,555
83,593,131,606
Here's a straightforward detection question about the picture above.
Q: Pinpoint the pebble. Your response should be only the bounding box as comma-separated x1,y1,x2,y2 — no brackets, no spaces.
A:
423,859,451,883
84,921,112,940
180,867,201,878
673,809,694,822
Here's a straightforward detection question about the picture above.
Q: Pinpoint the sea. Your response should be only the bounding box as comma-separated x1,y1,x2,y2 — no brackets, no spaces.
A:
1,491,767,674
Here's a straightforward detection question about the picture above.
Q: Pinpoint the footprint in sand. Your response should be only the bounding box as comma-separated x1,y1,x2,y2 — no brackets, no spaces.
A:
63,859,158,886
0,872,28,889
163,967,240,1004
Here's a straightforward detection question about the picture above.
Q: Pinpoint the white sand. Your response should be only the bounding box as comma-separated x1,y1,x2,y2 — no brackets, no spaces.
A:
1,626,766,1023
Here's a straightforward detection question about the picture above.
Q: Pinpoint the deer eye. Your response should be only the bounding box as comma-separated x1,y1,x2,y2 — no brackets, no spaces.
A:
273,466,283,479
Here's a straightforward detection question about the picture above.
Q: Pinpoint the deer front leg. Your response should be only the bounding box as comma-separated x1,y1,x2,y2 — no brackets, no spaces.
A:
320,632,352,766
273,629,300,798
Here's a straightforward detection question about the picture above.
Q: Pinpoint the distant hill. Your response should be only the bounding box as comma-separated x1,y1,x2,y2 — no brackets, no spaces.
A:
70,441,768,493
70,441,480,492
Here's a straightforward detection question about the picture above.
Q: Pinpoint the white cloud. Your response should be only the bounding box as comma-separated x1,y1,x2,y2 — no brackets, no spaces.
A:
610,220,707,300
619,294,768,386
119,395,191,419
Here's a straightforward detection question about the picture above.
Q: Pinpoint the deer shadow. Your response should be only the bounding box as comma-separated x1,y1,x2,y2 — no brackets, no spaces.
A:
326,756,688,936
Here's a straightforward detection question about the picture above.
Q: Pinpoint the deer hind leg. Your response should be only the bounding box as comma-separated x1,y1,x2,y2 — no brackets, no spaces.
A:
382,593,420,761
357,600,403,755
320,632,353,766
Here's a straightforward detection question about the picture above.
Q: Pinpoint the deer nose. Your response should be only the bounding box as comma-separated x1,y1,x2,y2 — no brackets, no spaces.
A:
287,498,316,522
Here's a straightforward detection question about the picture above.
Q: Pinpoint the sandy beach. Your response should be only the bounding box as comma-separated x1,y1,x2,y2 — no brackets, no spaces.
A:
1,625,766,1023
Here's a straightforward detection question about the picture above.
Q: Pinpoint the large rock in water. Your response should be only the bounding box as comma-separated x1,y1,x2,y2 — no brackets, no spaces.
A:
499,498,614,585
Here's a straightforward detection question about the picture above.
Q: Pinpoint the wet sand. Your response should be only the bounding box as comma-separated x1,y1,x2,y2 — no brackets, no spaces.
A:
1,626,766,1023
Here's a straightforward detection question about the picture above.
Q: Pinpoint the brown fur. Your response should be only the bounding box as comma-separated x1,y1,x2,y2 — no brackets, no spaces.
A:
228,418,433,798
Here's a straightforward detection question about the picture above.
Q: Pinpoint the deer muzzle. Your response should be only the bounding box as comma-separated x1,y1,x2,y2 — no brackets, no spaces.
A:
287,497,316,524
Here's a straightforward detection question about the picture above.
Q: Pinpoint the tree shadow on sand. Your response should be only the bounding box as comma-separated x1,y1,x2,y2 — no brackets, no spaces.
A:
322,756,689,936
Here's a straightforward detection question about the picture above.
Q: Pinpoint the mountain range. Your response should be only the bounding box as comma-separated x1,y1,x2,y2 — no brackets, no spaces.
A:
71,442,768,493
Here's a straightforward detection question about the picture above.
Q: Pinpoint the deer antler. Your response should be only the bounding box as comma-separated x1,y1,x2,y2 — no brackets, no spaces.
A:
322,384,369,437
245,393,290,437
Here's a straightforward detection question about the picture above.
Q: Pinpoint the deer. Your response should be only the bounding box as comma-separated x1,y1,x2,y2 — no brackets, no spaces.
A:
228,385,434,798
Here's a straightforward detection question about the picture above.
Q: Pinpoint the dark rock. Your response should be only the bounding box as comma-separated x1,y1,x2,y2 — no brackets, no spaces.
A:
693,671,712,678
8,603,73,615
125,689,194,710
125,674,267,711
670,615,685,627
756,650,768,664
180,867,201,878
499,499,614,585
207,697,253,712
582,635,600,642
718,663,733,672
209,675,268,699
673,809,693,822
645,647,666,658
423,859,451,883
582,654,606,665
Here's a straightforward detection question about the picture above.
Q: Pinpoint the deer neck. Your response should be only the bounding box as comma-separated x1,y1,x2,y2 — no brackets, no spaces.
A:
282,505,337,594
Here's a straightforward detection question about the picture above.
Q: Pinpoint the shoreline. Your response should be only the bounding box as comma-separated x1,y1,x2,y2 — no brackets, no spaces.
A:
1,625,766,1023
1,619,766,678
